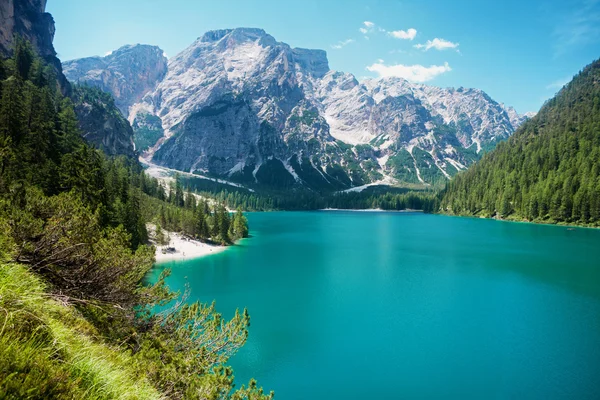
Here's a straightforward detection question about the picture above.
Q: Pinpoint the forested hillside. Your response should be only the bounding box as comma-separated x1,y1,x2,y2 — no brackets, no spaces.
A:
172,172,440,211
0,39,268,399
440,59,600,226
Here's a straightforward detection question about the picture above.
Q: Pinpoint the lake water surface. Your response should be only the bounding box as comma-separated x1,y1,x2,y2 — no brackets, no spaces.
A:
151,212,600,399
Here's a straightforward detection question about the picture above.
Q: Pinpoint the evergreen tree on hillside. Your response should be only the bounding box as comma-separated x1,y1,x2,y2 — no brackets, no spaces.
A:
440,58,600,226
13,36,34,81
0,42,271,399
230,207,249,240
173,174,184,207
215,204,231,244
195,203,210,240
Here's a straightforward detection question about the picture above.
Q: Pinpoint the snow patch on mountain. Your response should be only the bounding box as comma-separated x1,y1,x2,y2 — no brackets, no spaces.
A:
64,28,530,190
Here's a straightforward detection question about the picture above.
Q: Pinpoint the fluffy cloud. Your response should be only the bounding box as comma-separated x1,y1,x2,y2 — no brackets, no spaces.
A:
366,61,451,83
331,39,355,49
388,28,417,40
360,21,376,36
414,38,459,51
358,21,419,42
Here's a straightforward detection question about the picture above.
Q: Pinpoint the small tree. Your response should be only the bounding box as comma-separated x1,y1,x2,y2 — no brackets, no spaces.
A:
231,208,249,240
155,223,169,246
218,205,231,244
195,205,209,240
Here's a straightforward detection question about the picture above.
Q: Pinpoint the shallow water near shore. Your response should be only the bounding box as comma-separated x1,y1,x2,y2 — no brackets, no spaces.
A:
150,211,600,399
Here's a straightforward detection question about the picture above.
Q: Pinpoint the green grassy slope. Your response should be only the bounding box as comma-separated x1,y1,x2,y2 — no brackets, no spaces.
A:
0,262,161,399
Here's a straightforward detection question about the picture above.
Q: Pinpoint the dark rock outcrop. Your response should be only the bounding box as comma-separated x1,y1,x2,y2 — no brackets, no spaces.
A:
0,0,68,92
70,85,136,157
0,0,136,157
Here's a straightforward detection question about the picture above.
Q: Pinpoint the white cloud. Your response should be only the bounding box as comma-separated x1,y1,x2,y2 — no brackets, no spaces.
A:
554,0,600,56
360,21,377,37
414,38,459,51
104,50,113,57
546,77,570,89
388,28,417,40
377,58,385,63
366,61,452,83
331,39,355,49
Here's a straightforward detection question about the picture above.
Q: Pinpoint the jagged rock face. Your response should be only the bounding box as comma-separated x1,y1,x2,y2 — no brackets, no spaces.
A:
0,0,136,158
145,28,328,133
311,75,523,183
66,28,531,189
71,86,136,157
63,45,168,116
147,28,352,190
0,0,50,56
0,0,68,91
154,98,261,173
63,45,167,156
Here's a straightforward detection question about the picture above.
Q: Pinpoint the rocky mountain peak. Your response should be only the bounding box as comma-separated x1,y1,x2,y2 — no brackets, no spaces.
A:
502,104,533,128
64,28,531,190
111,43,163,58
291,48,329,78
199,29,232,42
63,44,168,116
182,28,328,77
199,27,268,43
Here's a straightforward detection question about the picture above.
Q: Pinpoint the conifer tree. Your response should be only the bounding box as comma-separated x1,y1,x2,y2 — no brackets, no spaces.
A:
195,204,209,240
440,59,600,227
230,208,249,240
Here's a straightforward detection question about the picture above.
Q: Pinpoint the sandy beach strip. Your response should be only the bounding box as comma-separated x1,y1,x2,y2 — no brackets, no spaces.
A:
319,208,423,212
151,230,228,263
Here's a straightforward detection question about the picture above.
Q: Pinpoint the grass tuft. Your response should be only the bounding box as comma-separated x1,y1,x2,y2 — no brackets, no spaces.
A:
0,263,163,399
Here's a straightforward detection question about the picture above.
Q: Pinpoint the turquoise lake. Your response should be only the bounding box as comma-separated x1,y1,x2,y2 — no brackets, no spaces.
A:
151,212,600,399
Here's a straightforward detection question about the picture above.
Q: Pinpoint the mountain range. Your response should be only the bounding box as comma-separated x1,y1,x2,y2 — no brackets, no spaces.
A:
63,28,532,191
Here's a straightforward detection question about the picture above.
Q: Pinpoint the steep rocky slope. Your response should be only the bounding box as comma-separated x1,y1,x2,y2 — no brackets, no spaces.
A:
63,44,167,116
65,28,530,190
0,0,135,157
0,0,68,91
70,85,136,157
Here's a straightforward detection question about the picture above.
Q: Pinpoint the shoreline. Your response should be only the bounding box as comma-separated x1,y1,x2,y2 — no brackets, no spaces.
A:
438,212,599,230
148,225,228,263
319,208,423,213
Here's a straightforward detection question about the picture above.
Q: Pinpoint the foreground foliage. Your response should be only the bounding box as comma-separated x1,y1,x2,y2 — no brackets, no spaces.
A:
0,39,270,399
440,59,600,226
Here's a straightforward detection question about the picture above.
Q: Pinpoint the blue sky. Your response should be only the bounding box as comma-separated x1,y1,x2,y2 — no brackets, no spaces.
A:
48,0,599,113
